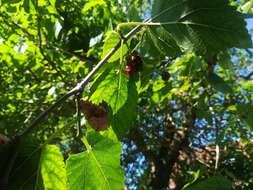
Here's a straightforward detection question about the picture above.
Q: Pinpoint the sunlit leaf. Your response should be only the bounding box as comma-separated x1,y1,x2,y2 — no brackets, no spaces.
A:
101,31,129,63
66,133,124,190
90,69,128,114
82,0,106,12
40,145,67,190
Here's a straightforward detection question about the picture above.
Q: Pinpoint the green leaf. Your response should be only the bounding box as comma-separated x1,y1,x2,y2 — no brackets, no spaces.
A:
181,55,203,76
90,69,128,114
82,0,106,12
241,0,253,13
153,0,252,53
24,0,30,13
152,76,166,92
6,5,18,13
66,134,124,190
184,175,232,190
40,145,67,190
169,53,193,73
152,83,172,103
44,19,56,41
206,73,233,94
8,138,44,190
23,0,36,13
236,104,253,129
48,0,56,6
238,80,253,91
111,78,138,139
147,27,181,57
2,0,21,4
101,31,129,63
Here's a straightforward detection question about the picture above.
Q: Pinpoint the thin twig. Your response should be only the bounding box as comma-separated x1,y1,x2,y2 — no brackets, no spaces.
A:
75,92,82,137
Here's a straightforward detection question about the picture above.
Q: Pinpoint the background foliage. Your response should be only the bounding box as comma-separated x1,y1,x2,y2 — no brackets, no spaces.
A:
0,0,253,189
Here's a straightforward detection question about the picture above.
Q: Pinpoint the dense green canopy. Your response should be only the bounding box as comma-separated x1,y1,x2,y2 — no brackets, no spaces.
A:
0,0,253,189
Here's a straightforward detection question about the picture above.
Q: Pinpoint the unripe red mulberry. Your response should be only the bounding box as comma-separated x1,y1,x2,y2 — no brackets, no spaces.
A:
125,64,134,76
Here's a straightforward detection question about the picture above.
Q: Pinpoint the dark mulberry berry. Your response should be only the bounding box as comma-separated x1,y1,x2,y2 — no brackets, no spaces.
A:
162,71,170,81
125,51,143,76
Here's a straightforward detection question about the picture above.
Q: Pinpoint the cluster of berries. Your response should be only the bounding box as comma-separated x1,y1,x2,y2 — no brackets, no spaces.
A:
125,51,143,76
